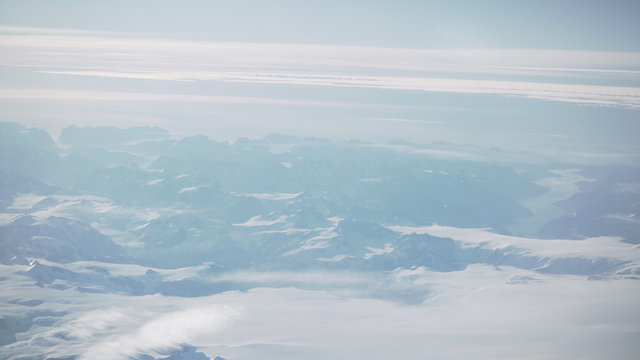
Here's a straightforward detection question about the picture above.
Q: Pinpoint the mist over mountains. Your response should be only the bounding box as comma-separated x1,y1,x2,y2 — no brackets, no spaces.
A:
1,122,639,359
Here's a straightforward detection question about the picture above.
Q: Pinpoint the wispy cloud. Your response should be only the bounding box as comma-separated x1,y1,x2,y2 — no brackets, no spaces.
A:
3,263,639,359
35,69,640,109
0,88,374,108
79,305,241,360
356,117,443,125
2,26,639,75
2,26,640,109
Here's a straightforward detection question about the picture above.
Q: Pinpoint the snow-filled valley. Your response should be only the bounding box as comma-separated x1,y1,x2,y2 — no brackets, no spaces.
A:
1,122,639,359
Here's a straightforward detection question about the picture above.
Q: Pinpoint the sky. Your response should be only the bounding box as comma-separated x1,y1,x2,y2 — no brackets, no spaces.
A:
0,0,639,159
1,0,639,50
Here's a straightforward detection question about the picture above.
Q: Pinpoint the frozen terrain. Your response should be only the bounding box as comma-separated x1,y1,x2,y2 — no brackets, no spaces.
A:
1,122,639,359
2,1,640,358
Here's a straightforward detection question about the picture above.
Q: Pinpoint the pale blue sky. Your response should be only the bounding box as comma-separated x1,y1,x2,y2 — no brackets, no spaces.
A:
1,0,639,51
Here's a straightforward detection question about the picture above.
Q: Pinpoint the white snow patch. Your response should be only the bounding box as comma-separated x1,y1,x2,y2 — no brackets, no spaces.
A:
363,243,394,259
93,224,145,248
130,222,151,231
18,195,118,220
280,162,292,169
234,215,288,227
386,224,640,263
157,263,214,281
147,179,164,185
0,213,22,225
318,254,353,262
283,239,331,256
283,217,342,256
135,211,161,222
258,228,313,235
179,186,197,194
8,193,48,210
327,216,344,224
242,192,302,200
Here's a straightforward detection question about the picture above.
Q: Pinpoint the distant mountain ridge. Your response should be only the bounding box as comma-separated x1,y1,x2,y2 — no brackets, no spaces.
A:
1,122,638,360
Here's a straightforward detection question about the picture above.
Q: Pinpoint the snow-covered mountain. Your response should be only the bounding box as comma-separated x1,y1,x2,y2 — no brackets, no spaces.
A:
1,122,639,359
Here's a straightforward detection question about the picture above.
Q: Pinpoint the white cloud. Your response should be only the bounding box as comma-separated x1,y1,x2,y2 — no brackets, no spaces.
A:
58,307,139,341
208,270,372,286
356,117,443,125
372,143,487,161
79,305,241,360
0,88,371,108
2,26,640,109
3,26,640,75
29,70,640,108
2,262,639,360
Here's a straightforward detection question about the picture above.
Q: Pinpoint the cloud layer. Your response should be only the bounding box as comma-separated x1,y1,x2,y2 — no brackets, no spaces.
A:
2,26,640,109
79,305,241,360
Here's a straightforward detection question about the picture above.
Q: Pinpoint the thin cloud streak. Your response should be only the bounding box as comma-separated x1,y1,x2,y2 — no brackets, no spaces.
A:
356,117,443,125
3,26,640,74
0,88,380,108
2,26,640,109
38,69,640,108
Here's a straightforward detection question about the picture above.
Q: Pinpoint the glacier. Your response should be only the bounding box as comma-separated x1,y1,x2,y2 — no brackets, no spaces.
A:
1,122,639,359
